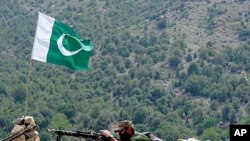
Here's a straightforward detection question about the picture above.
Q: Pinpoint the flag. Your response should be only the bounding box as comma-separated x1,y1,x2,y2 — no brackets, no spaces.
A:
31,12,93,70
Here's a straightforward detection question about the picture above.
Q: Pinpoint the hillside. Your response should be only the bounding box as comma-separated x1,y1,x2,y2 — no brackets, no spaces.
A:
0,0,250,140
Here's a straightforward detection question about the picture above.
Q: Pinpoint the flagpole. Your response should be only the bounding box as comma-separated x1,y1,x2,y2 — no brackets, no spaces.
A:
24,57,33,116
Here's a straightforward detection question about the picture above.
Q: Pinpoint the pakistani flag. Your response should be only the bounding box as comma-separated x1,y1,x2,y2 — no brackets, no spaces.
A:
31,12,93,70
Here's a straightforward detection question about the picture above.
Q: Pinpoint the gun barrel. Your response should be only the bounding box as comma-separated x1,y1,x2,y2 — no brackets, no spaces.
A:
47,129,101,140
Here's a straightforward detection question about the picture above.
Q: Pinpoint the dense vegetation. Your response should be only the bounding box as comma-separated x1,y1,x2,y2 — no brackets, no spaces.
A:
0,0,250,140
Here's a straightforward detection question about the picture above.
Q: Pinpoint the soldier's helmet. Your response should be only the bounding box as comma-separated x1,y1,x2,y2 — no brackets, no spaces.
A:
114,120,134,132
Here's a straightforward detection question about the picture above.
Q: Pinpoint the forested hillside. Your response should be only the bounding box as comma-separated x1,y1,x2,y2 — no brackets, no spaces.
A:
0,0,250,140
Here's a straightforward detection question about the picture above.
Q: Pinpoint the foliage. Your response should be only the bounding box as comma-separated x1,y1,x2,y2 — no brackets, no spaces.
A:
184,75,209,96
48,113,71,129
0,0,249,141
200,127,222,141
157,19,167,30
187,63,199,75
169,56,181,68
238,29,250,41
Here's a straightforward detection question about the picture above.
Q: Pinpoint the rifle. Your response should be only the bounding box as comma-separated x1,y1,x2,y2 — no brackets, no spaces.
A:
1,125,35,141
47,129,104,141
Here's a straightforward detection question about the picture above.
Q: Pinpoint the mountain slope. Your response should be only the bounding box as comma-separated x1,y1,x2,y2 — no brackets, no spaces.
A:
0,0,250,140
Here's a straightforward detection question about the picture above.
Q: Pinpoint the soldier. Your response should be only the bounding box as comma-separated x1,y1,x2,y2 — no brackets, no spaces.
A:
101,120,162,141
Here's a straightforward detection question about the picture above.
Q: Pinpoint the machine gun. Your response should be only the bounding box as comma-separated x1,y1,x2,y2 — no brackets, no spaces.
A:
47,129,105,141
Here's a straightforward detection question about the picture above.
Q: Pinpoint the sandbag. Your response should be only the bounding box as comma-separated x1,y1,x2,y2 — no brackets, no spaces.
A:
10,116,40,141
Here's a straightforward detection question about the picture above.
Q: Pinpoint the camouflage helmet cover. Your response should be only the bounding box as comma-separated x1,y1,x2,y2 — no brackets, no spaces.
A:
114,120,134,132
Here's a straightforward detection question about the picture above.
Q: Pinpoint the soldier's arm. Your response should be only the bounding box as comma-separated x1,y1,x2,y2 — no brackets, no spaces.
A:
100,130,118,141
131,134,151,141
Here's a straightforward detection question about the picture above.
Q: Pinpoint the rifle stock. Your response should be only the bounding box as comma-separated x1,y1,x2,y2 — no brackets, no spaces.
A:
47,129,103,141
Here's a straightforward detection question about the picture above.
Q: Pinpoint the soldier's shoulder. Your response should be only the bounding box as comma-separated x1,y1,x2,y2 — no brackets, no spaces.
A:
131,133,151,141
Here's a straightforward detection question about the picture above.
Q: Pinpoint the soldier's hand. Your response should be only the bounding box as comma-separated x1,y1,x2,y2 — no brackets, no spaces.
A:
100,130,111,138
100,130,117,141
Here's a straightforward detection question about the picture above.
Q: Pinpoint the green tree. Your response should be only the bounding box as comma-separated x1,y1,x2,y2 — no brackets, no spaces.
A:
212,65,223,81
184,75,209,96
49,113,71,129
169,56,181,68
221,104,234,121
150,87,165,102
132,107,147,124
212,53,225,65
238,29,250,41
12,84,26,103
95,112,112,130
203,117,218,128
239,115,250,124
199,48,207,60
187,62,199,75
186,54,192,62
210,89,227,103
91,105,101,119
191,108,204,125
201,128,221,141
154,71,161,80
125,59,131,69
157,19,167,30
63,104,76,119
210,100,217,110
206,41,213,47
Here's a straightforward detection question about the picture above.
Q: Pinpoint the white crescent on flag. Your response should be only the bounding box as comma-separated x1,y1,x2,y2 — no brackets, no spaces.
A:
57,34,84,56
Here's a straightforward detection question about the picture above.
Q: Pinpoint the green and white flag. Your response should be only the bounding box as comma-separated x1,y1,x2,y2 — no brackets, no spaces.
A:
31,12,93,70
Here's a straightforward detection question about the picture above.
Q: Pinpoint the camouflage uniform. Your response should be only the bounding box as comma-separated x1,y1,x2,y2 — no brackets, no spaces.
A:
131,133,151,141
114,120,162,141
